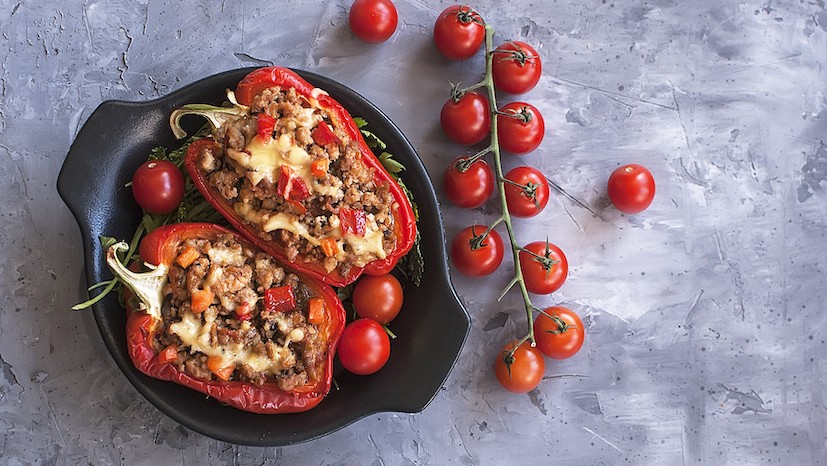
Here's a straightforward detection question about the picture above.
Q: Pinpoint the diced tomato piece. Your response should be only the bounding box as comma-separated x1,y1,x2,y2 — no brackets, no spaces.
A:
257,113,276,140
276,165,310,201
286,199,308,215
235,302,253,321
191,289,213,314
307,297,325,325
157,344,178,364
311,122,340,146
339,207,367,236
264,285,296,313
175,246,200,269
320,237,339,257
310,159,329,178
207,355,234,381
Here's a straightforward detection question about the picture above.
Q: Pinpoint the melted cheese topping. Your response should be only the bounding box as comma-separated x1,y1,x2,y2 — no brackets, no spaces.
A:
235,202,387,265
169,312,305,374
223,100,388,266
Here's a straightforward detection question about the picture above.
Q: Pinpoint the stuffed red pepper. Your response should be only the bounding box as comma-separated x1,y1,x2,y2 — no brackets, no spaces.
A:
170,67,417,286
106,222,346,414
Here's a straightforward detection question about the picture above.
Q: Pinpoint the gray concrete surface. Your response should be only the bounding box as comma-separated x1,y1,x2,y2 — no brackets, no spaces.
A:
2,0,826,464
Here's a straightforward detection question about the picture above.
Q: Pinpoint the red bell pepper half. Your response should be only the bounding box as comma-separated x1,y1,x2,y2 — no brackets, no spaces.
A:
107,222,346,414
181,67,417,286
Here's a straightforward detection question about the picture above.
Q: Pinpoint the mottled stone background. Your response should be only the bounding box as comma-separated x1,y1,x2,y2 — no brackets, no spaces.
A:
2,0,826,464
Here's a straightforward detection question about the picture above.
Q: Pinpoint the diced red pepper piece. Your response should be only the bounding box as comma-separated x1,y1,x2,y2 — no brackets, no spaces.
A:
264,285,296,313
311,122,340,146
175,246,200,269
276,165,310,201
339,207,367,236
157,344,178,364
207,355,235,381
307,297,325,325
191,289,213,314
235,302,253,321
257,113,276,140
320,237,339,257
310,159,329,178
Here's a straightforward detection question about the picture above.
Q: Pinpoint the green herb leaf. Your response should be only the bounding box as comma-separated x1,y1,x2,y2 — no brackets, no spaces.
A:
397,231,424,287
378,152,405,175
353,117,368,128
360,128,387,150
99,236,118,249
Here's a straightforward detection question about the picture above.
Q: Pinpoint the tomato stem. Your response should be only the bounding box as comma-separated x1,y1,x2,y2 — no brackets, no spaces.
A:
480,24,537,346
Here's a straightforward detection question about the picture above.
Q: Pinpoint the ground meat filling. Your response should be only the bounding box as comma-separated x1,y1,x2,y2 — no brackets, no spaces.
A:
201,86,397,277
155,235,325,391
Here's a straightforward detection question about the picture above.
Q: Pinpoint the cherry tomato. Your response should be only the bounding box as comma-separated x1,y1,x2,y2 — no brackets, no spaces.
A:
433,5,485,60
492,41,542,94
337,318,391,375
441,91,491,145
444,156,494,208
352,274,403,325
497,102,544,155
519,241,568,294
494,340,545,393
450,225,504,277
132,160,185,215
534,307,584,360
607,164,656,214
349,0,398,44
503,166,550,218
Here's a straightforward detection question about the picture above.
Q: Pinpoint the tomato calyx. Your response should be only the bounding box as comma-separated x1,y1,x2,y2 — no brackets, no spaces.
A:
501,347,517,379
497,105,534,124
468,224,494,251
538,310,574,335
503,177,542,210
455,5,485,26
520,241,560,275
490,43,538,67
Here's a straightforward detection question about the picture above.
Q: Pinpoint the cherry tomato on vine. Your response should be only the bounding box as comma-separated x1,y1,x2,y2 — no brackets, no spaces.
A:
607,164,656,214
497,102,545,154
441,91,491,145
131,160,185,215
503,166,550,218
534,306,584,360
349,0,398,43
494,340,545,393
433,5,485,60
450,225,504,277
492,41,542,94
337,318,391,375
444,156,495,208
519,241,568,294
352,274,403,325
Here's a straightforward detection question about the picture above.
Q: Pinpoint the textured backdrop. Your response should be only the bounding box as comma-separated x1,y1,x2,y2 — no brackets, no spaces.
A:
1,0,826,464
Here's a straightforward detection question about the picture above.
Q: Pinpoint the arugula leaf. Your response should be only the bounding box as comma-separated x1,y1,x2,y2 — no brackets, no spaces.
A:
378,152,405,175
397,231,424,287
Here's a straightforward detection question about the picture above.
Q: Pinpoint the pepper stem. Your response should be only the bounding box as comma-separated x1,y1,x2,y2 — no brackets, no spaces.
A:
105,242,168,320
169,90,249,139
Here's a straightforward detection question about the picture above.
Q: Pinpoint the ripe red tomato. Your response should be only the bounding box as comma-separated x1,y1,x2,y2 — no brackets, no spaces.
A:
607,164,656,214
441,91,491,145
444,156,494,208
337,318,391,375
132,160,185,215
349,0,398,43
492,41,542,94
534,307,584,360
433,5,485,60
494,340,544,393
450,225,504,277
503,166,550,218
519,241,568,294
497,102,544,154
352,274,403,324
